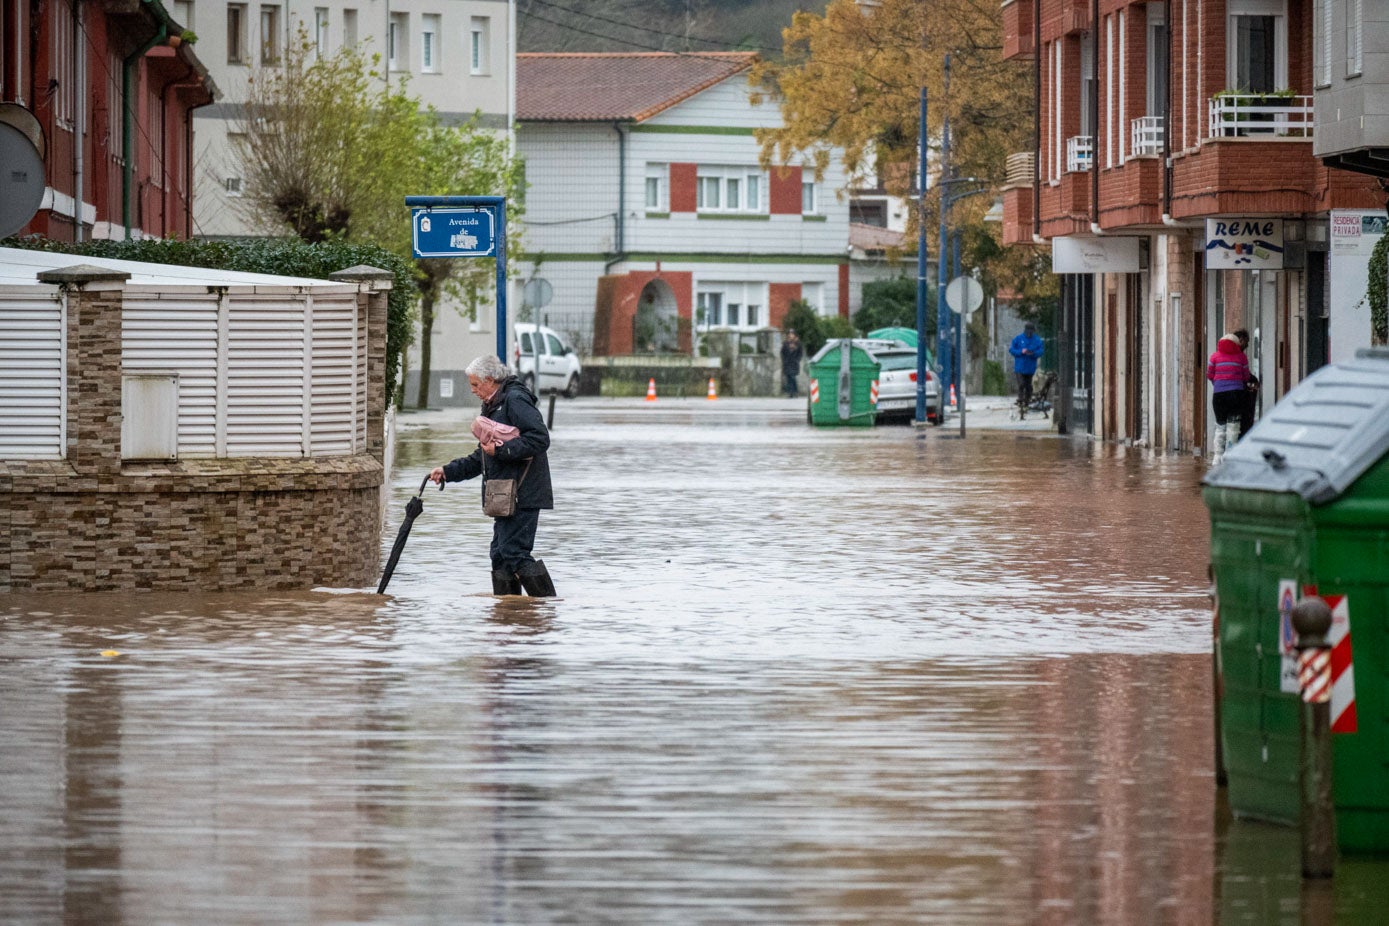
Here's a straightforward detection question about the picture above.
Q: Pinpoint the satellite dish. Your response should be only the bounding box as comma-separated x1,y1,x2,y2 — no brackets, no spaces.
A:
0,104,46,239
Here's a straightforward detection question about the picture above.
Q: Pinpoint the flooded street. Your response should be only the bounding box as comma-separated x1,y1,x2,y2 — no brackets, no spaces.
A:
3,398,1386,923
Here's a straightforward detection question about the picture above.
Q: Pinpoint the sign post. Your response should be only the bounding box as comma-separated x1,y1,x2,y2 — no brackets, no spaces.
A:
405,195,508,360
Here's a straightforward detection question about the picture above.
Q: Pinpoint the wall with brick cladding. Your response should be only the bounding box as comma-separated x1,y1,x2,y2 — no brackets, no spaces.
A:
1,272,388,593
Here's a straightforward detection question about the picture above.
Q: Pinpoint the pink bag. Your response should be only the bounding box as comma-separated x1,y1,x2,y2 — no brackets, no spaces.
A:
472,415,520,452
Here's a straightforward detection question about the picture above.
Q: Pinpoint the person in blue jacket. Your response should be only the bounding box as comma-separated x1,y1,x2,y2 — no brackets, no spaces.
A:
429,355,556,597
1009,321,1045,413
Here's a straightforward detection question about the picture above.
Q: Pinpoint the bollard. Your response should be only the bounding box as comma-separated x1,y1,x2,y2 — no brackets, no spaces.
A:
547,393,556,430
1291,595,1335,879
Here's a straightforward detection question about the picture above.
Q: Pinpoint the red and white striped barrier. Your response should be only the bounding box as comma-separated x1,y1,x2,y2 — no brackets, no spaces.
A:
809,379,820,404
1326,594,1357,732
870,379,879,406
1299,647,1332,704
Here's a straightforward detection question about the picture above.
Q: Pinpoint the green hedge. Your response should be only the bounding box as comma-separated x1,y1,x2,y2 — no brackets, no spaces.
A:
3,236,417,402
1368,234,1388,345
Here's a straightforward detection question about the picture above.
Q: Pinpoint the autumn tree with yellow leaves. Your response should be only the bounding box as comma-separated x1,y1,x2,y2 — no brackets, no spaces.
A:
752,0,1055,321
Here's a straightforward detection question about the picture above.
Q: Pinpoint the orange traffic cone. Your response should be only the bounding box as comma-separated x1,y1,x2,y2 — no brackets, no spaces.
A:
645,378,657,402
949,384,957,407
706,377,718,400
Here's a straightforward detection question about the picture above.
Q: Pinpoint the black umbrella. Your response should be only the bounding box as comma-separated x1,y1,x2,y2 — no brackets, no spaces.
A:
378,475,437,594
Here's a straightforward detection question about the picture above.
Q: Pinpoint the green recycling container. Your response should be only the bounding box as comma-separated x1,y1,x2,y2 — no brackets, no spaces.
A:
1203,347,1389,853
808,340,880,427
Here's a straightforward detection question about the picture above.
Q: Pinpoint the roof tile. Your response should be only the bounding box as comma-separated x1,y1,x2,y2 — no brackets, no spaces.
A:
517,52,757,122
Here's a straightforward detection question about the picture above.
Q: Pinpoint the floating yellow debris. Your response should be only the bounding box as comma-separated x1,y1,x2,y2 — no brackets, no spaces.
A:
100,650,121,657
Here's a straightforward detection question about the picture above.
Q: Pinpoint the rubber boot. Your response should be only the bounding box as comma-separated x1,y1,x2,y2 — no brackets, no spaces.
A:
1226,418,1241,447
491,567,522,596
516,560,557,598
1212,421,1227,465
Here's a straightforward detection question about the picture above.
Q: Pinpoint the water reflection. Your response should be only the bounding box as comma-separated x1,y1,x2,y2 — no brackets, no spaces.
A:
3,399,1385,923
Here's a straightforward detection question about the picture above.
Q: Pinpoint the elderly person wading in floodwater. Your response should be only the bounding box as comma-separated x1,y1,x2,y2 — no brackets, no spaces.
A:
429,355,556,596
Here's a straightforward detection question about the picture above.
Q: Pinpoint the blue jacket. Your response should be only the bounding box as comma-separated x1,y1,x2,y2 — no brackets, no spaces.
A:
1009,331,1045,376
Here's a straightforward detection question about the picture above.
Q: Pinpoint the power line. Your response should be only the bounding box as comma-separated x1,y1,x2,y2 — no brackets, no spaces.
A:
527,0,780,55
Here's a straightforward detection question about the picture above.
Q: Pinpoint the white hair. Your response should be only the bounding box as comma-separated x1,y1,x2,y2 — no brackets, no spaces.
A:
465,355,510,382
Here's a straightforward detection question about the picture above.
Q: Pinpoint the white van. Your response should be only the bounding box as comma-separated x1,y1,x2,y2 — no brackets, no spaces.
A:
514,323,582,398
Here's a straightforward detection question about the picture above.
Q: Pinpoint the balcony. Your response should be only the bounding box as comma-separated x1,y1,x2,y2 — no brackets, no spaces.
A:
1060,0,1090,35
1208,93,1313,139
1066,136,1093,173
1130,116,1164,157
1001,0,1034,61
1001,151,1034,246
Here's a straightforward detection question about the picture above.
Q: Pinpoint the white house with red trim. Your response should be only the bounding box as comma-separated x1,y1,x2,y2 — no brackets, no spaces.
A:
513,52,849,358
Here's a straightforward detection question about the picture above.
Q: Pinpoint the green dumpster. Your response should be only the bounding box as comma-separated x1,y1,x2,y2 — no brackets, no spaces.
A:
808,339,880,427
1203,347,1389,853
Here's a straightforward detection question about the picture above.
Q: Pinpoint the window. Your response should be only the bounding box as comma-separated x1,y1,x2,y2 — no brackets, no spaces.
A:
645,164,667,211
1146,2,1168,116
546,333,564,355
343,8,358,47
225,176,243,196
801,173,817,214
259,5,281,65
1227,1,1285,93
1347,0,1363,77
147,86,165,188
108,51,124,158
697,283,766,330
470,16,490,74
388,13,408,71
1314,0,1331,86
227,4,247,63
314,8,329,58
421,14,440,72
695,166,766,214
173,0,193,29
52,0,76,127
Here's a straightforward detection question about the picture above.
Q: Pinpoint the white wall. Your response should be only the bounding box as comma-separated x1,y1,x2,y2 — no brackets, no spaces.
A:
1328,209,1383,363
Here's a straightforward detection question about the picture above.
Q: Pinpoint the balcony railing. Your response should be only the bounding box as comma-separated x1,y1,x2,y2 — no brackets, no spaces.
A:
1131,115,1164,156
1208,93,1313,139
1066,135,1093,173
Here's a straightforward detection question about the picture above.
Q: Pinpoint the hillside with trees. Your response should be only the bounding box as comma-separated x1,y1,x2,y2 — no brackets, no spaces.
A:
518,0,829,56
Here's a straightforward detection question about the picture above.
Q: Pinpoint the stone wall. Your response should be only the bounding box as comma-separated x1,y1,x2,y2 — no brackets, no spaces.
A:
0,264,391,593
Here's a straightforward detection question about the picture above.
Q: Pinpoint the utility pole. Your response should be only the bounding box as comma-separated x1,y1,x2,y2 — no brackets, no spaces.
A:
914,87,931,424
936,54,952,400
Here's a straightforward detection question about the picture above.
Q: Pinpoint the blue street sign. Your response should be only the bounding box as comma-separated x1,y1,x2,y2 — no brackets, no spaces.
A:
410,206,496,259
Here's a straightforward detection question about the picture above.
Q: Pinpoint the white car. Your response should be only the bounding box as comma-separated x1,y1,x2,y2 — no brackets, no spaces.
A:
514,323,582,398
871,346,944,424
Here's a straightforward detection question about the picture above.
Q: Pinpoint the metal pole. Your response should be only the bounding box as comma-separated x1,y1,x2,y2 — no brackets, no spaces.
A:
936,54,952,403
1292,596,1336,879
495,200,508,361
955,230,965,439
915,87,930,425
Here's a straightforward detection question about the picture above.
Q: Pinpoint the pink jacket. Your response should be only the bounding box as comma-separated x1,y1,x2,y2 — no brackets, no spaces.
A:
472,415,520,452
1207,336,1250,394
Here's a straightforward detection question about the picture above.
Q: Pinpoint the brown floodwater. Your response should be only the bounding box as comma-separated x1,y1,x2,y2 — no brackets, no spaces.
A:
3,398,1386,924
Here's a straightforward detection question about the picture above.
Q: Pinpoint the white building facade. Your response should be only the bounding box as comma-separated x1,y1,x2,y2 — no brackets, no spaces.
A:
514,53,850,362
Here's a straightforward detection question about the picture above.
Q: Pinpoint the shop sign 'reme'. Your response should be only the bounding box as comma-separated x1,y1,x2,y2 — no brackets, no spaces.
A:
1205,217,1284,269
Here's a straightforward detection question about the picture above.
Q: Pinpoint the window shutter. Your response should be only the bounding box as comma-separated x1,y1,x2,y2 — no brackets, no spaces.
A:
0,292,65,459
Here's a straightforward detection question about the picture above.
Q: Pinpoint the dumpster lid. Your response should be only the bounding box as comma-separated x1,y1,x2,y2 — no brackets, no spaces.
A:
1204,348,1389,504
808,338,898,364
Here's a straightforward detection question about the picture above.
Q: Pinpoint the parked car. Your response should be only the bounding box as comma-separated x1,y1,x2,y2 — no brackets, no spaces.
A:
513,323,582,398
870,346,944,424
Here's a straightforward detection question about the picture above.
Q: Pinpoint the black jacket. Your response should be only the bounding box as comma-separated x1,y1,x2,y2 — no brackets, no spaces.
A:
441,377,553,510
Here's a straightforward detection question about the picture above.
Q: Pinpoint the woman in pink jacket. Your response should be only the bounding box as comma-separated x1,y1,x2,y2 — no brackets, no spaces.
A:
1207,333,1251,464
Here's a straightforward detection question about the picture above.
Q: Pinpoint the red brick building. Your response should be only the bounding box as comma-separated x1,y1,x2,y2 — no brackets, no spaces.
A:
1001,0,1379,452
0,0,216,242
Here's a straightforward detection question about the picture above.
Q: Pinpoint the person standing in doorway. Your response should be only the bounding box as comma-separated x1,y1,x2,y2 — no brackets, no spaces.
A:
429,355,557,596
1009,321,1045,413
1207,333,1251,466
780,331,803,398
1233,328,1260,436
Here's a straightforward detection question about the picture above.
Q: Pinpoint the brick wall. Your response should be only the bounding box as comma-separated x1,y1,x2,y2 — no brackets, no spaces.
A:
1,267,390,593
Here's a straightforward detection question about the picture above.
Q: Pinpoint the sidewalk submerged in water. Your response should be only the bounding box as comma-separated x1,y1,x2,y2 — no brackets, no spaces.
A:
396,394,1060,434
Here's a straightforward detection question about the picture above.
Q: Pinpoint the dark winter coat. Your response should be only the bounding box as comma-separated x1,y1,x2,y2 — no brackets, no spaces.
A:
441,377,553,510
780,339,803,374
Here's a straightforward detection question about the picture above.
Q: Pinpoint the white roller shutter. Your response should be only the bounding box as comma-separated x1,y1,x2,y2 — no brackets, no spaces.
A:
226,294,306,457
0,291,65,459
309,293,357,455
121,292,220,457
